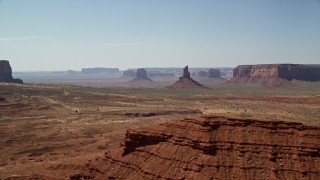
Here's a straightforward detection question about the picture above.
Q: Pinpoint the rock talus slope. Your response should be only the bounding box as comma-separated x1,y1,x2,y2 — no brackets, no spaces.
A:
74,116,320,180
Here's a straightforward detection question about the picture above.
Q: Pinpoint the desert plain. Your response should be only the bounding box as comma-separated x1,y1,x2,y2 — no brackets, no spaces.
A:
0,81,320,179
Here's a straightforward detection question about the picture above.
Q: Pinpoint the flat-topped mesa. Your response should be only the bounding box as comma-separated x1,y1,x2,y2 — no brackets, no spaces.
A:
136,68,149,80
81,67,120,74
233,64,320,81
129,68,152,81
0,60,23,84
197,71,208,77
75,116,320,180
167,65,208,89
122,69,136,77
208,69,221,78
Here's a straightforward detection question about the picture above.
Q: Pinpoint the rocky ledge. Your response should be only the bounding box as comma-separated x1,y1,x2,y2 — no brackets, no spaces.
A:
73,116,320,180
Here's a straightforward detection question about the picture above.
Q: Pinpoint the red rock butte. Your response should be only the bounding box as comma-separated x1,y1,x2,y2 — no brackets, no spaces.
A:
167,65,208,89
129,68,152,82
72,116,320,180
0,60,23,84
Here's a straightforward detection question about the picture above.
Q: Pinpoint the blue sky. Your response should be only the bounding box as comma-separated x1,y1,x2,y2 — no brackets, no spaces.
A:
0,0,319,71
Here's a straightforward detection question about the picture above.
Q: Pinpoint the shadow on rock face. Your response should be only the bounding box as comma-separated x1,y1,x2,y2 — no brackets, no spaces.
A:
0,60,23,84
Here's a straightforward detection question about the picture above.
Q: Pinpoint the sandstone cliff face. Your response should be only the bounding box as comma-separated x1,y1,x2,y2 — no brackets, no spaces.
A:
0,60,23,84
75,116,320,180
233,64,320,81
167,66,208,89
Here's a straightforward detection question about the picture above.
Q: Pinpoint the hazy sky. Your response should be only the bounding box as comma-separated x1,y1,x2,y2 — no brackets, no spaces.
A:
0,0,320,71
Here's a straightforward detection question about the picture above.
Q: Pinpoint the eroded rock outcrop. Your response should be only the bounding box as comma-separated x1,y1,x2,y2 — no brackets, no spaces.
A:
129,68,152,81
74,116,320,180
197,71,208,77
0,60,23,84
167,66,208,89
208,69,221,78
230,64,320,87
122,69,136,77
233,64,320,81
183,65,191,78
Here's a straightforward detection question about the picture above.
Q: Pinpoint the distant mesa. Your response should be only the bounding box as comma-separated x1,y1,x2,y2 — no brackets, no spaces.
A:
125,69,176,78
167,65,208,89
229,64,320,87
0,60,23,84
81,67,120,74
123,69,136,77
148,72,175,77
196,69,221,79
129,68,152,82
208,69,221,78
197,70,208,77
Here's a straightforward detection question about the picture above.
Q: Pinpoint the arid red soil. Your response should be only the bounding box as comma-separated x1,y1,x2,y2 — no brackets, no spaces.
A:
176,96,320,106
1,83,319,179
73,116,320,180
228,77,292,88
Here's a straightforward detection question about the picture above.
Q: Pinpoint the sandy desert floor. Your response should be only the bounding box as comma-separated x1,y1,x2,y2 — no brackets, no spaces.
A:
0,83,319,179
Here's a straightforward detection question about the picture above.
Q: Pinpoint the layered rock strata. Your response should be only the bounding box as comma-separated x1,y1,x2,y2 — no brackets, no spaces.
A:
74,116,320,180
233,64,320,81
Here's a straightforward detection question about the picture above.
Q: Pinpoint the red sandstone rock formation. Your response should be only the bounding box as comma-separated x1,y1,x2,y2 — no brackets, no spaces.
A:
73,116,320,179
167,66,208,89
229,64,320,87
233,64,320,81
0,60,23,84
